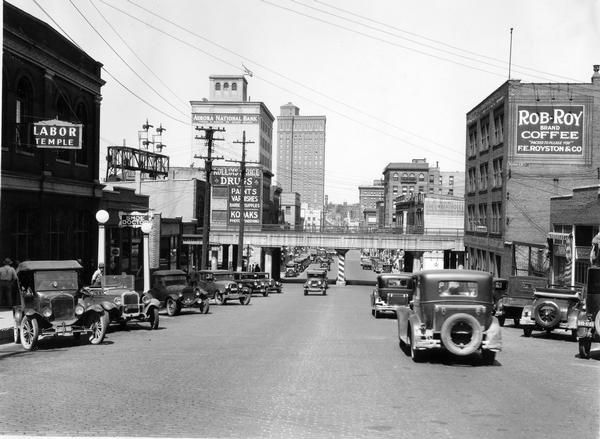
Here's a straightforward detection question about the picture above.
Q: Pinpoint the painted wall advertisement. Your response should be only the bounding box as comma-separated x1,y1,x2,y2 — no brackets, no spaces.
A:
516,105,584,155
212,167,262,225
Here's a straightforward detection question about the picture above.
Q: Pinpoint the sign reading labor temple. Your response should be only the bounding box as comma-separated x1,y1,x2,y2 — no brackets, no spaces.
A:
33,119,82,149
212,166,262,225
516,105,584,156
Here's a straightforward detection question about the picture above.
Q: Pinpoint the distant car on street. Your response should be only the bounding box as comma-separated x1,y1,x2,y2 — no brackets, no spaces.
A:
233,271,270,297
304,269,328,295
193,270,251,305
12,260,109,350
495,276,546,326
371,273,414,318
360,257,373,270
396,269,502,364
147,269,210,316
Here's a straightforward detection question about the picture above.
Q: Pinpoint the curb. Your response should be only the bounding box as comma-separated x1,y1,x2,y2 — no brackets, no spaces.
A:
0,327,13,345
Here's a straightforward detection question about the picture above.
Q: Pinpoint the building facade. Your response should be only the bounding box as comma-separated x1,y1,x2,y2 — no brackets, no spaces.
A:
276,103,326,210
1,2,105,286
464,67,600,278
358,179,384,228
382,159,464,227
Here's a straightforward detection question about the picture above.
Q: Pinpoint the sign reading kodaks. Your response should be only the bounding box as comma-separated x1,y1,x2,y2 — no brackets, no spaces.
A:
33,119,82,149
516,105,584,155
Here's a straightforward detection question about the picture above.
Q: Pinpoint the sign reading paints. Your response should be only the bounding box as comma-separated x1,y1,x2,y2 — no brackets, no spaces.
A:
516,105,584,155
33,119,82,149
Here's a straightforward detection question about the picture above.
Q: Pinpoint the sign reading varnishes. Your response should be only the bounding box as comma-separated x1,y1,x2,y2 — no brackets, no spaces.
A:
33,119,82,149
516,105,584,155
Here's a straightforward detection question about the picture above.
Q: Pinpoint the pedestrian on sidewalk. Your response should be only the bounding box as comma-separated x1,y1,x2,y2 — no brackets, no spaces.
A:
91,262,104,285
0,258,17,307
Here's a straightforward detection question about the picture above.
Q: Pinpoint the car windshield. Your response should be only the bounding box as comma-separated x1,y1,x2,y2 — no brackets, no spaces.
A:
34,270,78,291
213,273,234,281
162,275,187,286
438,281,478,297
102,275,134,289
383,278,410,288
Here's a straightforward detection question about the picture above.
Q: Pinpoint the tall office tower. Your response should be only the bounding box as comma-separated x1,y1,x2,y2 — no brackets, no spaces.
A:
276,103,326,210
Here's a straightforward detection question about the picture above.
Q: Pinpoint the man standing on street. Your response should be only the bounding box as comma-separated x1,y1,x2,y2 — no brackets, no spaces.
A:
0,258,17,307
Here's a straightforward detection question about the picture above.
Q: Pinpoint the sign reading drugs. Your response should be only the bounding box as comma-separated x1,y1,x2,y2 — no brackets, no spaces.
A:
212,166,262,225
33,119,82,149
516,105,584,155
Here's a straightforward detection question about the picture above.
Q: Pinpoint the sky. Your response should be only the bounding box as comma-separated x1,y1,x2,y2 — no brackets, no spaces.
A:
7,0,600,204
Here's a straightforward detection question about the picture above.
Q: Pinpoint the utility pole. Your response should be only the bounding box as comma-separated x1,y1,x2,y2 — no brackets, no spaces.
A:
195,126,224,270
229,131,256,272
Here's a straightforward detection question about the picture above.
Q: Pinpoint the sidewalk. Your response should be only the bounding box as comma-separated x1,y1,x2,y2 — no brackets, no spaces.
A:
0,307,14,345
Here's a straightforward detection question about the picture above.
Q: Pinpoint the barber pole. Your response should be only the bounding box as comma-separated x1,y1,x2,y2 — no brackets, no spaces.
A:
336,249,348,286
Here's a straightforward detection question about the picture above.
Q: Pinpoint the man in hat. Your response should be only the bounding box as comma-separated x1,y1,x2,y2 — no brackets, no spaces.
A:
0,258,17,307
91,262,104,285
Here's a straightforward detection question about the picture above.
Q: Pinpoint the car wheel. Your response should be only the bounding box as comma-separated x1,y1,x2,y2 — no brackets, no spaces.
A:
440,313,483,356
513,318,521,327
215,293,224,305
374,309,380,319
89,311,109,345
262,291,269,297
579,338,592,359
148,307,159,329
20,316,39,351
304,290,308,296
119,319,128,330
481,350,496,365
497,316,505,327
199,298,210,314
533,301,561,329
166,298,180,317
523,327,533,337
409,327,427,363
371,309,375,317
239,294,251,306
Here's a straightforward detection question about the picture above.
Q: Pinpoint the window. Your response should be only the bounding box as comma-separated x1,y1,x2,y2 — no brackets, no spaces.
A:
215,82,221,90
223,82,229,90
438,281,478,297
232,82,237,91
491,202,502,233
429,174,434,183
409,173,415,179
418,173,425,181
393,172,399,181
75,103,88,165
479,163,488,191
15,77,33,152
494,112,504,144
481,118,490,151
448,189,454,195
418,186,424,193
429,187,434,194
478,203,487,229
492,158,503,188
56,94,71,162
449,176,454,186
393,185,398,195
402,186,407,195
468,167,477,193
468,124,477,156
467,204,477,231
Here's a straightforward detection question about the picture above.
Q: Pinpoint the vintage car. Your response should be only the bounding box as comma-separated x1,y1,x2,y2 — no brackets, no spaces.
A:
577,266,600,358
12,260,109,350
81,274,161,330
495,276,547,326
284,262,298,278
304,269,328,295
372,259,384,273
396,269,502,364
360,257,373,270
371,273,414,318
233,271,270,297
193,270,251,305
255,272,282,294
520,284,583,338
320,259,331,270
147,269,210,316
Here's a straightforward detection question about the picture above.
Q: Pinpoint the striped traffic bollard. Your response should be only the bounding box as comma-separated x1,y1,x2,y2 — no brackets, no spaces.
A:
336,249,348,286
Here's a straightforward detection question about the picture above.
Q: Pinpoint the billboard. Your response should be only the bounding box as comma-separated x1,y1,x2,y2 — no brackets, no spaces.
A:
212,167,262,225
33,119,82,149
516,105,584,156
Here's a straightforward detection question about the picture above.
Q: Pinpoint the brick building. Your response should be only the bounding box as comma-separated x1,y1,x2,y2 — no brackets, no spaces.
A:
358,179,384,228
464,66,600,277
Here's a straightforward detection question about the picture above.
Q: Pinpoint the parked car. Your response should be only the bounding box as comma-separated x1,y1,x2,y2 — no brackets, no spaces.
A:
285,262,298,278
371,273,414,318
577,266,600,358
396,269,502,364
372,259,383,273
255,272,282,294
304,269,328,295
520,284,583,338
147,269,210,316
360,257,373,270
320,259,331,270
12,260,109,350
495,276,547,326
233,271,270,297
81,274,161,330
193,270,251,305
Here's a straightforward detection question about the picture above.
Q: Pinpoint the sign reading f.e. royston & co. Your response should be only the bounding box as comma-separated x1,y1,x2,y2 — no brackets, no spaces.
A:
33,119,82,149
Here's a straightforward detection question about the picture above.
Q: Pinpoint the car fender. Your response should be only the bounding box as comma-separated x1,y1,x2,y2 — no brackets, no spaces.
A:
566,307,579,329
143,298,161,315
520,304,534,322
84,304,105,314
13,308,23,326
99,301,117,312
166,293,180,303
484,316,502,348
407,313,423,340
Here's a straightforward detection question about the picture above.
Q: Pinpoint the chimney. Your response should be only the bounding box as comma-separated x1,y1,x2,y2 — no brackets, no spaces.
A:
592,65,600,86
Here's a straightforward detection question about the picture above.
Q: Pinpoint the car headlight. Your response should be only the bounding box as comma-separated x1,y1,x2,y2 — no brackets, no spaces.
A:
254,282,258,286
75,305,84,316
238,283,243,289
142,295,151,304
178,292,184,298
195,290,200,297
42,307,53,318
114,297,122,306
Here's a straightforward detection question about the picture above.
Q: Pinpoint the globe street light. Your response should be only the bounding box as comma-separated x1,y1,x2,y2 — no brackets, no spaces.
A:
141,220,152,293
95,209,109,270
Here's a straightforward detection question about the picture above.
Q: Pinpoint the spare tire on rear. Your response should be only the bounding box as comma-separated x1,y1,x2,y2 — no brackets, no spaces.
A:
533,301,561,328
440,313,483,356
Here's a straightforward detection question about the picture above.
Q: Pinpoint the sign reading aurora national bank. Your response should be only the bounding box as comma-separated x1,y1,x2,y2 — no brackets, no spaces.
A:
192,113,259,125
516,105,584,155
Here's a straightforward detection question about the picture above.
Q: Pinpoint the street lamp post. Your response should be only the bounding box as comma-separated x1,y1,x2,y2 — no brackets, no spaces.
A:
141,220,152,293
95,209,109,269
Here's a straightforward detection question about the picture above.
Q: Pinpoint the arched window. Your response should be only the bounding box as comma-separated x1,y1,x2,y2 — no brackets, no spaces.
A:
56,93,71,161
75,102,88,165
232,82,237,91
393,172,399,181
409,173,415,179
223,82,229,90
419,173,425,181
403,173,408,178
215,82,221,90
15,77,33,151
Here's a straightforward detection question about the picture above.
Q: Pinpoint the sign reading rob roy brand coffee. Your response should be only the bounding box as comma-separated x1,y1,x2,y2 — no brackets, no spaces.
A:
33,119,82,149
516,105,584,155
